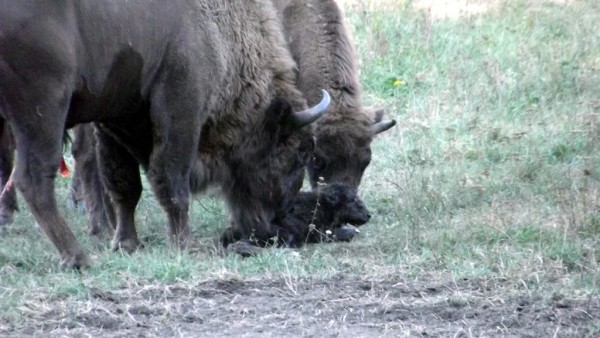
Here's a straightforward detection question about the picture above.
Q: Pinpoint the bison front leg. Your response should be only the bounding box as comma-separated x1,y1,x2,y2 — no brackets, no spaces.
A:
146,83,199,250
8,105,89,268
95,127,142,252
14,161,90,268
146,143,194,250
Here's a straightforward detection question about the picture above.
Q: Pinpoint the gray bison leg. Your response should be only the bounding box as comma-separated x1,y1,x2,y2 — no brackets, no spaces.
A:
72,124,115,238
8,90,89,269
66,155,85,212
145,83,198,250
95,127,142,253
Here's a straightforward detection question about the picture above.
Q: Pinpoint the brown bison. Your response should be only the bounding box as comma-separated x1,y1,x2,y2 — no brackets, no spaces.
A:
273,0,397,190
0,0,328,268
221,182,370,249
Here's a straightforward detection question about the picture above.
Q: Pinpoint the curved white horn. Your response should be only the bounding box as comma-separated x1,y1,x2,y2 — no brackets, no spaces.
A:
371,119,396,135
292,89,331,128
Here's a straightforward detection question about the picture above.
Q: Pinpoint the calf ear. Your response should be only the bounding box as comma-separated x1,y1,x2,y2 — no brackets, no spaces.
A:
320,187,340,207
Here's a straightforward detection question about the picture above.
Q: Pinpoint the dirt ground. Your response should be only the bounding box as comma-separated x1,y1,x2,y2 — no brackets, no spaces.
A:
1,274,597,337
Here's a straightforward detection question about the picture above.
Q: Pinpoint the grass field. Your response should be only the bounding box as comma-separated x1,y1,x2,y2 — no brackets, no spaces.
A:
1,0,599,336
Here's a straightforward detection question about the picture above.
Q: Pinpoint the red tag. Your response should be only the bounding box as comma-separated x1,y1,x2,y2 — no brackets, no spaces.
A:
60,158,70,178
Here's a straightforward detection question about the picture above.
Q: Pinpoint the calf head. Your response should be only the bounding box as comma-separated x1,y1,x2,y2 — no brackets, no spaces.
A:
308,107,396,189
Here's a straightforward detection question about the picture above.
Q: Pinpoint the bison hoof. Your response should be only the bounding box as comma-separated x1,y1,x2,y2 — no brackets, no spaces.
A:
334,224,360,242
60,251,91,270
111,238,143,253
226,240,264,257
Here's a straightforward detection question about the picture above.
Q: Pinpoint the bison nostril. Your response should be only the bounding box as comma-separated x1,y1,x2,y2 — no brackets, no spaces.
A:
367,213,371,219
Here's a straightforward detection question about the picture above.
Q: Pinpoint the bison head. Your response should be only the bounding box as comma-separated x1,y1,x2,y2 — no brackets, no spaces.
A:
307,107,396,190
221,90,330,246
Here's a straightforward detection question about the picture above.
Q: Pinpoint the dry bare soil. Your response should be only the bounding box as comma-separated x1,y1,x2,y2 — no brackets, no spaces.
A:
3,273,597,337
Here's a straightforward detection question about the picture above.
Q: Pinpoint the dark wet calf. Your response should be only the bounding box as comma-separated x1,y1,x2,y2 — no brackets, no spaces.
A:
222,182,370,250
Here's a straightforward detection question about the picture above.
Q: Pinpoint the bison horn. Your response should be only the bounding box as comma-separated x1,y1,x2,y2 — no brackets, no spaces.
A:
292,89,331,128
371,119,396,135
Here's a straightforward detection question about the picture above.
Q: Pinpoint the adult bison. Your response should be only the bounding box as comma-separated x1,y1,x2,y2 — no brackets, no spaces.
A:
0,0,328,268
273,0,397,190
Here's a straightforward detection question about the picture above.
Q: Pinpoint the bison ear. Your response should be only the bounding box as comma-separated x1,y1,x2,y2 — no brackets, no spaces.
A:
263,95,294,140
371,108,387,123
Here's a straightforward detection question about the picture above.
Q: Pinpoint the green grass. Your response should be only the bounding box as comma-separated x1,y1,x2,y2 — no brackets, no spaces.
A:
1,0,599,323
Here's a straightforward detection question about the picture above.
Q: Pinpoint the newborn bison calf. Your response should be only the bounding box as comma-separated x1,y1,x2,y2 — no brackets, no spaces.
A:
279,182,370,246
222,183,370,252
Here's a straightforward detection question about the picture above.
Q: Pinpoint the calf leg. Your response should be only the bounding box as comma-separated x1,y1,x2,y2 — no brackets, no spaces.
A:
95,125,142,252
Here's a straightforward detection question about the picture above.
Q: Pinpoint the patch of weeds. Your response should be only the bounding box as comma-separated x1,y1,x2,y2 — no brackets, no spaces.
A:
484,145,505,164
464,149,482,161
579,211,600,237
549,142,574,163
547,243,586,272
548,134,588,164
517,159,542,182
467,224,510,246
512,226,544,245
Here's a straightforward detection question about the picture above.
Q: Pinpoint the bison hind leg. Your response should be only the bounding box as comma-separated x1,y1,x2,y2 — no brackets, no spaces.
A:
94,126,143,253
12,142,90,269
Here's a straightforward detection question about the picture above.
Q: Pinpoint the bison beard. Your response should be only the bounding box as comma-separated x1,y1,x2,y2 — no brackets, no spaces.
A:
0,0,328,268
221,182,370,249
